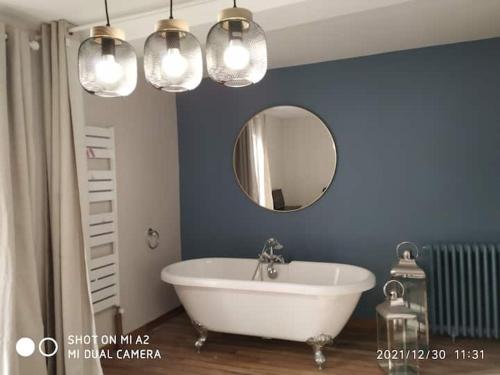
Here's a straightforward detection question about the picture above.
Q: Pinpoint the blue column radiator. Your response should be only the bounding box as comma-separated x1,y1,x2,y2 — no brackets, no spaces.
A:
421,244,499,340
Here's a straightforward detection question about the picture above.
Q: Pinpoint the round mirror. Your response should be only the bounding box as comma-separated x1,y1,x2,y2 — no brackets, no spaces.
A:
233,106,337,212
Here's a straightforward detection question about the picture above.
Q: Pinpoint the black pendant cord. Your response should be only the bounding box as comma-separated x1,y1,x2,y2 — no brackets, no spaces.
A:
170,0,174,19
233,0,237,8
104,0,111,26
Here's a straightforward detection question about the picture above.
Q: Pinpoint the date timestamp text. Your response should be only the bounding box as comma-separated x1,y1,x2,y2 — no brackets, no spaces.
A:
376,349,485,361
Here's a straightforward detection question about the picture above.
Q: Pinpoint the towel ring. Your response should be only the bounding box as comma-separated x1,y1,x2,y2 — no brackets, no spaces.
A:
147,228,160,249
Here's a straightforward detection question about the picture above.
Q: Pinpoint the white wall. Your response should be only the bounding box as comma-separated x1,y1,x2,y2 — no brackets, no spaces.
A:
281,116,336,206
264,115,285,194
83,64,181,336
264,114,336,208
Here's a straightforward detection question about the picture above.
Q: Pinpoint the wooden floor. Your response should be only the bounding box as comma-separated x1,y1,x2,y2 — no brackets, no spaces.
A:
102,312,500,374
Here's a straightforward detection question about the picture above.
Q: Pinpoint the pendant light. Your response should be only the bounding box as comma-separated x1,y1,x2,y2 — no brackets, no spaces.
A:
78,0,137,97
206,0,267,87
144,0,203,92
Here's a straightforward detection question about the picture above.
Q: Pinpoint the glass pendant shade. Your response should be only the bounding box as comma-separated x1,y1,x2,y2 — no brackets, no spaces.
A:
144,19,203,92
206,7,267,87
79,26,137,97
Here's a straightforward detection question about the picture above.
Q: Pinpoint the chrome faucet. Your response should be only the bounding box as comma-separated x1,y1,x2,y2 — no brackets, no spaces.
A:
252,238,285,280
259,238,285,264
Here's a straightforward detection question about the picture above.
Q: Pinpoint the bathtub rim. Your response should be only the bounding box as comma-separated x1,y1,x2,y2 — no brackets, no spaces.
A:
161,257,376,296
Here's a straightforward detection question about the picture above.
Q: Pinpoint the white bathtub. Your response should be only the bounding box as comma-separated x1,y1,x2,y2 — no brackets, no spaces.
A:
162,258,375,349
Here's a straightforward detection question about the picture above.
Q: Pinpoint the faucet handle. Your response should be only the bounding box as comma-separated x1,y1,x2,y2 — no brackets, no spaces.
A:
266,238,284,251
274,254,285,264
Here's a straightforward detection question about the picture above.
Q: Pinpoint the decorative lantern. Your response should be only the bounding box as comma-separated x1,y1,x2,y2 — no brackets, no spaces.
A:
78,0,137,97
144,0,203,92
377,280,419,374
390,242,429,350
206,0,267,87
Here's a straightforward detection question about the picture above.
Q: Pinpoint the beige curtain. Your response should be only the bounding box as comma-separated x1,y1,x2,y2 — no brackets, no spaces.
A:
0,23,48,375
235,125,259,200
41,20,102,375
235,114,273,209
0,20,102,375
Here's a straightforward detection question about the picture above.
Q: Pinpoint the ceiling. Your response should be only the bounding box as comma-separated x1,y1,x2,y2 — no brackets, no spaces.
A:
2,0,500,69
0,0,191,26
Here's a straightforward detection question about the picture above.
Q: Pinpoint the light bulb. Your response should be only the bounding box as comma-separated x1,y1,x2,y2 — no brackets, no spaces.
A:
223,39,250,70
161,48,188,78
95,54,124,85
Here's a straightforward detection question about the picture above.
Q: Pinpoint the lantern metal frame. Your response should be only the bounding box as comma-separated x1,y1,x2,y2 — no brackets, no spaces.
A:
376,280,420,375
391,241,429,351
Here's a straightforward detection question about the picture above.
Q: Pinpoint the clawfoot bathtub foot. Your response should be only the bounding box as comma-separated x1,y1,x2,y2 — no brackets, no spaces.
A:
191,320,208,353
306,334,333,370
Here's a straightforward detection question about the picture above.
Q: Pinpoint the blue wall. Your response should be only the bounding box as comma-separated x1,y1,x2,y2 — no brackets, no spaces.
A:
176,38,500,317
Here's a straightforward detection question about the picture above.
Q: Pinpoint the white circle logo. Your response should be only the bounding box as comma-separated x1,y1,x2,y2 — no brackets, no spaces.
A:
16,337,35,357
39,338,58,357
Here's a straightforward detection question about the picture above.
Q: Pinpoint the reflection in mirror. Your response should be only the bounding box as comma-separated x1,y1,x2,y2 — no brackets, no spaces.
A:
234,106,337,212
